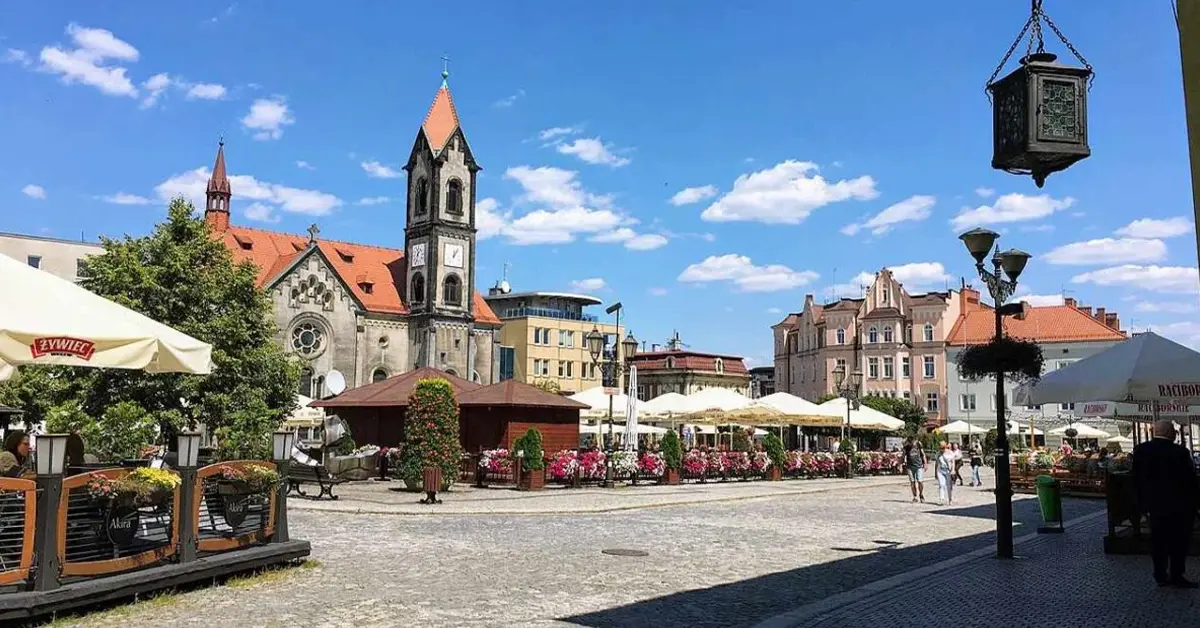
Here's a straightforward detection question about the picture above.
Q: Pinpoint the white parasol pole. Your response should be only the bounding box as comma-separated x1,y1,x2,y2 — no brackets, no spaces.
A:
624,366,639,452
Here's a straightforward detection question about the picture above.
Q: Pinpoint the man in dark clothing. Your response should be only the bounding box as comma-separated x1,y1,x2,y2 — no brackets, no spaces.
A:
1133,420,1199,588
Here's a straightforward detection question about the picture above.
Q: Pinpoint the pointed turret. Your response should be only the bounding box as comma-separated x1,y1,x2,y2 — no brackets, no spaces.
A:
421,73,461,153
205,139,232,231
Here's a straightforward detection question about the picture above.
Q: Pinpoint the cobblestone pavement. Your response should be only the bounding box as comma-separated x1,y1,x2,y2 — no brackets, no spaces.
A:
774,514,1200,628
62,472,1106,628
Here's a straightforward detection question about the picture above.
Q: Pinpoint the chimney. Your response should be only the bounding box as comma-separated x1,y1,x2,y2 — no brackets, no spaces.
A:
1105,312,1120,330
1094,307,1106,322
1079,305,1092,317
959,283,981,311
1063,297,1076,308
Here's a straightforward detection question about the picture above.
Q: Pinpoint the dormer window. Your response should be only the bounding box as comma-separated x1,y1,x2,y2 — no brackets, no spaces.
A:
359,281,374,294
666,357,676,369
336,248,355,263
233,234,253,250
714,358,724,373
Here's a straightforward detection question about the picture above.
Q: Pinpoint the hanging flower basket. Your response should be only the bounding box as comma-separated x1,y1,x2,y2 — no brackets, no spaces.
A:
955,336,1045,384
213,463,280,496
86,468,181,509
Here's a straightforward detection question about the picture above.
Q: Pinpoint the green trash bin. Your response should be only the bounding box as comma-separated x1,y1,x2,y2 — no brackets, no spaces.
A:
1035,474,1064,533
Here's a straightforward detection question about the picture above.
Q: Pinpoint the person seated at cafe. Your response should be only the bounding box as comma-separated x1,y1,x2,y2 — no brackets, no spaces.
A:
65,432,85,469
0,430,34,478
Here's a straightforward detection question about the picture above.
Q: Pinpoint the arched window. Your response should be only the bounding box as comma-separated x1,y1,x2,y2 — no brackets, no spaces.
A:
883,326,894,343
315,375,326,399
446,179,463,215
868,326,878,343
666,357,675,369
411,273,425,304
836,328,845,345
443,275,462,306
299,367,313,398
923,323,935,342
714,358,724,373
372,368,388,383
415,178,429,215
445,368,458,377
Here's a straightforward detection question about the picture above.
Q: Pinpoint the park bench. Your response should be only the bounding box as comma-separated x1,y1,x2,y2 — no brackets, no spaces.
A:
287,464,346,500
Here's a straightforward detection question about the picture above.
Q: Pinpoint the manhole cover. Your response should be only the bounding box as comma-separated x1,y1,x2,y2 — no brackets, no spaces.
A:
601,549,649,557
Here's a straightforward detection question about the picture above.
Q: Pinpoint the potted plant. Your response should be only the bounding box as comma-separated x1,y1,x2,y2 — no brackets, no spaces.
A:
403,379,464,492
86,467,183,509
660,431,683,485
763,433,785,481
214,463,280,496
513,428,545,491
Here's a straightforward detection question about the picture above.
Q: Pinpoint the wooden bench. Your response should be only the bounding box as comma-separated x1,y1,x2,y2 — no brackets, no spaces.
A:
287,464,346,500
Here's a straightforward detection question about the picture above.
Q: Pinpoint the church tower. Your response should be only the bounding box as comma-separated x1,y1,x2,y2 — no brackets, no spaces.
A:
403,67,481,376
205,140,232,232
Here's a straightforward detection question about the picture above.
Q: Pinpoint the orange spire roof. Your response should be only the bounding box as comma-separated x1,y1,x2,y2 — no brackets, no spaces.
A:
422,83,460,152
207,139,231,195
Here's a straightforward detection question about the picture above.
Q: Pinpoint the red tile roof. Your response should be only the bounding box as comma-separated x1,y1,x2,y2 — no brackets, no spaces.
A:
311,367,480,408
947,304,1126,345
631,350,749,375
422,84,460,152
215,224,500,324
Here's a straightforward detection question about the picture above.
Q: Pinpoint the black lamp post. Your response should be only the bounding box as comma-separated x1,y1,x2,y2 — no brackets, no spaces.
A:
960,227,1033,560
832,364,863,478
585,309,638,488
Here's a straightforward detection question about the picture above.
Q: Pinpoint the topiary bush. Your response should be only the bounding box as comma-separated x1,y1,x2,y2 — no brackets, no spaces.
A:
513,427,545,472
763,432,786,469
838,438,855,455
732,427,753,453
405,378,464,482
660,430,683,471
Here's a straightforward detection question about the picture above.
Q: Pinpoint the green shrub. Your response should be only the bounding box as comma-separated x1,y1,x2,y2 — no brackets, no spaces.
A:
764,432,786,468
334,423,356,456
732,427,752,453
405,379,464,481
838,438,855,455
512,427,545,471
85,401,157,462
660,430,683,471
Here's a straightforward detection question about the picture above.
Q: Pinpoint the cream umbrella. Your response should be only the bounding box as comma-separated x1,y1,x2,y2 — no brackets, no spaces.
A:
569,386,631,419
1048,422,1111,439
817,398,906,431
940,420,990,436
0,252,213,379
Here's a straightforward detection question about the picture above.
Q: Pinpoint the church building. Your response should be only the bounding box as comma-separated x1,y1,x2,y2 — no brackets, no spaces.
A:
202,73,501,398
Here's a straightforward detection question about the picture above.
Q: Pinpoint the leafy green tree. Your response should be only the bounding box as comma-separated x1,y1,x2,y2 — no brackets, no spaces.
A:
732,427,752,453
660,430,683,471
45,402,91,434
0,367,85,427
816,393,839,404
512,427,545,472
532,379,561,395
84,401,158,462
405,379,464,479
44,198,298,437
214,397,278,461
861,395,927,436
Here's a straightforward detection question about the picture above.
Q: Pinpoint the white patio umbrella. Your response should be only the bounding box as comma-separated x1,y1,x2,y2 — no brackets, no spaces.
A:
641,392,689,417
579,421,666,435
817,397,906,431
940,420,989,436
755,392,827,417
623,366,639,451
1048,422,1111,439
1106,435,1134,446
680,387,753,413
569,386,630,419
1015,332,1200,405
0,252,213,380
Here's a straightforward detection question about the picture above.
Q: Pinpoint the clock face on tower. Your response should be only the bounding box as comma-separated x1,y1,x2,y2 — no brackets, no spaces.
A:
411,243,426,267
445,243,464,268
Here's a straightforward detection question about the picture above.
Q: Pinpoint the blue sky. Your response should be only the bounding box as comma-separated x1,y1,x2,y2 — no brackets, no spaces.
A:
2,2,1197,364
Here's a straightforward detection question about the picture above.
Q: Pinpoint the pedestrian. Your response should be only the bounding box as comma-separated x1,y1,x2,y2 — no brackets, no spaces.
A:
951,442,965,486
935,442,955,505
969,440,984,487
1133,419,1198,588
902,437,926,503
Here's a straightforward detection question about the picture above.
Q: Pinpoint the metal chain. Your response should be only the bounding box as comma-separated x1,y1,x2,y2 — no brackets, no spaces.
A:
1040,11,1095,86
985,15,1035,100
984,1,1095,100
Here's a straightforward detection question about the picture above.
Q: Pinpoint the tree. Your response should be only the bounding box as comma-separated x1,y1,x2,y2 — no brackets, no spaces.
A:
732,427,752,453
660,430,683,471
512,427,545,471
29,198,298,440
405,378,464,480
763,432,786,469
861,396,926,436
532,379,561,395
816,393,839,404
84,401,158,462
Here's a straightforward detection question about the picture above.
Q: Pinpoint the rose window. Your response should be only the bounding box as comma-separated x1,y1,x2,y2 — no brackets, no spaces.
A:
291,322,326,357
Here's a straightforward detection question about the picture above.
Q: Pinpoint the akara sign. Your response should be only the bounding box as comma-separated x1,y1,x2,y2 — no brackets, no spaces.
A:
29,336,96,361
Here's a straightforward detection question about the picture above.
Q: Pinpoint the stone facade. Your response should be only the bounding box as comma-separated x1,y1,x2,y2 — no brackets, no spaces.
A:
629,347,751,401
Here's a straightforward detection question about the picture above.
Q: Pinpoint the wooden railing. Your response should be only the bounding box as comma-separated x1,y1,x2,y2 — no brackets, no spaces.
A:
0,478,35,586
57,468,179,578
194,461,276,552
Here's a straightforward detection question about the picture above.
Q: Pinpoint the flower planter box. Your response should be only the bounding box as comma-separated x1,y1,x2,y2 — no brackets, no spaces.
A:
768,466,783,481
518,467,545,491
663,468,680,485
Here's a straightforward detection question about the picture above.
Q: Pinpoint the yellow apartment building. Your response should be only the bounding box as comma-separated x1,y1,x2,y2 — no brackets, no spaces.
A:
484,286,622,395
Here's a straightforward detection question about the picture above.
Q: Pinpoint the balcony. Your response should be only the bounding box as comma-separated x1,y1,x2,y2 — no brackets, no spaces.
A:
499,306,598,323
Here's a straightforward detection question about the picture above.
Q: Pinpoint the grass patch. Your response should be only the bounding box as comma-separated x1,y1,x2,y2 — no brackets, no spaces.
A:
39,592,181,626
226,558,320,589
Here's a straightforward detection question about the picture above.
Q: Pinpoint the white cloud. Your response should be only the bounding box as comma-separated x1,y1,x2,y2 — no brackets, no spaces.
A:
587,228,668,250
648,287,669,297
1020,224,1055,233
1044,238,1168,266
975,187,995,198
1071,265,1200,294
842,194,936,237
669,185,719,206
678,254,819,292
185,82,227,100
556,137,631,167
537,126,580,141
950,193,1075,231
766,307,783,314
295,160,315,170
1017,294,1065,307
506,207,625,244
4,48,31,67
22,184,46,200
475,198,509,241
829,262,951,298
701,160,878,224
1134,301,1196,314
361,160,401,179
155,167,343,216
37,24,139,97
568,277,606,292
1114,217,1194,239
244,202,279,223
101,192,152,205
139,72,171,108
240,97,293,140
356,196,390,206
493,88,525,108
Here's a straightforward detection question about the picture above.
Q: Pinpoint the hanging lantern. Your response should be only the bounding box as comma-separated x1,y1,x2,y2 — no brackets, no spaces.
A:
986,1,1094,188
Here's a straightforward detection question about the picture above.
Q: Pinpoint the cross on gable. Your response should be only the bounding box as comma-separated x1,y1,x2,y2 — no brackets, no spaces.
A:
307,223,320,244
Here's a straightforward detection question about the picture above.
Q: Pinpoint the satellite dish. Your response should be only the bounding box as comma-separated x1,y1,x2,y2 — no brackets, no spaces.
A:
326,370,346,396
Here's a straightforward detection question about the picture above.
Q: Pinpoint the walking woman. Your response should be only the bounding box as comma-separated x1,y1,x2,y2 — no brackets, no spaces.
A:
969,440,984,487
951,443,965,486
935,442,956,505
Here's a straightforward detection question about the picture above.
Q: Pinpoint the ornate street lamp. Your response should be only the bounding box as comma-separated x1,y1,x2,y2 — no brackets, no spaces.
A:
586,306,633,488
586,326,605,363
986,0,1093,188
621,331,639,362
960,227,1035,560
